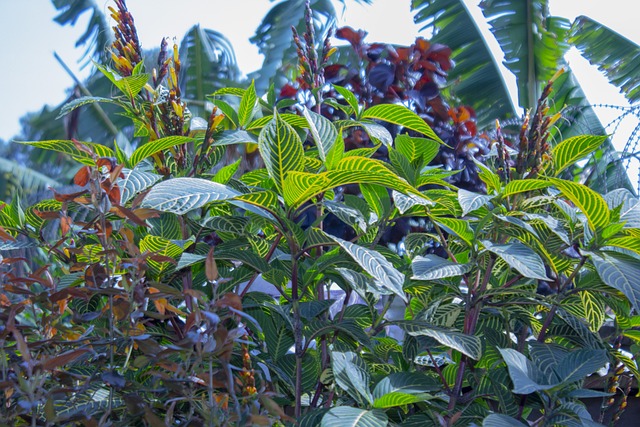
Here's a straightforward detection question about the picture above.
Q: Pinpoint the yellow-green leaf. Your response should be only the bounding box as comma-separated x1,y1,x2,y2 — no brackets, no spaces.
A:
362,104,443,144
503,179,552,197
549,178,610,230
553,135,607,175
130,136,193,167
18,140,114,165
258,112,305,192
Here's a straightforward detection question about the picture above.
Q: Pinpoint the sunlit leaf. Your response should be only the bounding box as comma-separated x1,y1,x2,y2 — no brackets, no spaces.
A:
141,178,239,214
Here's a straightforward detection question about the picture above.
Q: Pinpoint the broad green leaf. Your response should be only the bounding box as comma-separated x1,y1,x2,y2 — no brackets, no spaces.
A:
554,349,608,384
321,407,387,427
117,169,162,204
362,104,443,144
141,177,239,214
412,255,472,280
373,392,428,409
258,112,305,193
177,253,206,270
481,240,550,281
57,96,120,119
237,80,257,127
393,191,433,214
18,140,114,165
283,156,423,208
233,190,279,211
210,99,239,127
503,179,552,197
606,236,640,256
361,184,391,219
324,201,368,233
483,414,528,427
389,149,417,185
246,113,309,131
333,85,359,117
325,132,345,170
303,107,338,161
592,251,640,313
434,217,474,246
331,350,374,406
528,342,568,380
396,321,482,360
212,158,241,184
359,122,393,147
498,348,556,394
552,135,607,175
328,234,407,302
474,158,502,194
395,134,440,165
458,189,492,216
130,136,193,167
548,178,610,230
213,130,258,146
372,372,440,399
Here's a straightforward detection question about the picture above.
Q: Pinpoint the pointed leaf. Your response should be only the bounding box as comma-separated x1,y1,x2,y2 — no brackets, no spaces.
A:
396,321,482,360
238,80,257,127
554,349,608,384
327,234,407,302
331,350,374,405
141,178,239,214
458,189,492,216
482,240,550,281
503,179,552,197
321,407,387,427
548,178,610,230
18,140,114,165
258,112,304,192
362,104,443,144
117,169,162,204
592,251,640,313
498,348,557,394
553,135,607,175
412,255,472,280
395,134,440,165
130,136,193,167
303,108,338,161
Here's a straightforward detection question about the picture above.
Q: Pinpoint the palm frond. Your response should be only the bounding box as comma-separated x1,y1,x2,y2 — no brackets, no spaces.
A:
0,158,61,201
481,0,570,110
571,16,640,104
52,0,112,66
179,25,241,107
411,0,517,127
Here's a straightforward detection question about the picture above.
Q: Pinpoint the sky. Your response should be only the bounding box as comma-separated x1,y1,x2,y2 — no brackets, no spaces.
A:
0,0,638,188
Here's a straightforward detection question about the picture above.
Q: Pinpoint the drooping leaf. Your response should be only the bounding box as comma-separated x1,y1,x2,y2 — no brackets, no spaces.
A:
303,108,338,161
482,240,550,281
458,189,492,216
592,251,640,313
141,178,239,214
18,140,114,165
117,168,162,204
331,349,374,406
483,414,528,427
129,136,193,167
362,104,443,144
321,407,388,427
571,16,640,103
412,255,472,280
372,372,440,399
396,321,482,360
498,348,557,394
327,234,407,302
552,135,607,175
554,349,609,384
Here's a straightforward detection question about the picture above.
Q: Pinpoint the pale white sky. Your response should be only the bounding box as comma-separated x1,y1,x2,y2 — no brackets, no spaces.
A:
0,0,638,188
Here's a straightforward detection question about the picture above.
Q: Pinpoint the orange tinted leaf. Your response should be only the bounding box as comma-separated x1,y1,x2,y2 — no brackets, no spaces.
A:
60,216,72,235
0,226,16,242
73,166,91,186
206,248,219,282
112,298,131,321
215,293,242,311
41,349,90,371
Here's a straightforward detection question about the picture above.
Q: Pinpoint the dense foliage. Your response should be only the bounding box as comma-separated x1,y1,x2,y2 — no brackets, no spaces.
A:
2,1,640,426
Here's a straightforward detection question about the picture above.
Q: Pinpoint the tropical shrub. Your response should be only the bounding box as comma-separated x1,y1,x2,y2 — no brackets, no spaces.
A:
1,1,640,426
